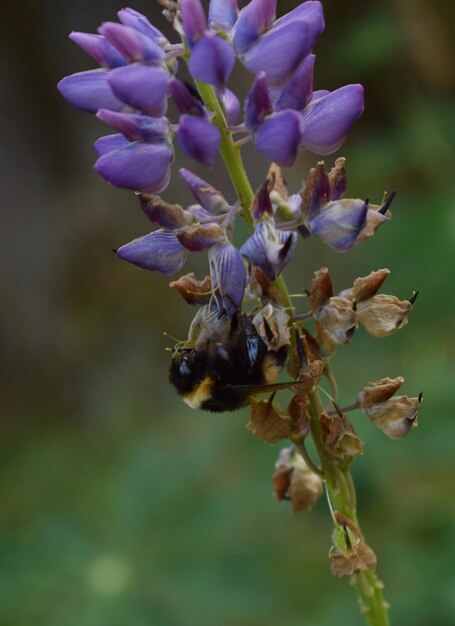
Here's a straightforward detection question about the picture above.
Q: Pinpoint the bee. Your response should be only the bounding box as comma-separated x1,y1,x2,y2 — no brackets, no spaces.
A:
169,309,291,412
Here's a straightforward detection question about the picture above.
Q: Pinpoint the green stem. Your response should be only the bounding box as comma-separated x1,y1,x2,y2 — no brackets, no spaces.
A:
196,81,389,626
194,82,294,314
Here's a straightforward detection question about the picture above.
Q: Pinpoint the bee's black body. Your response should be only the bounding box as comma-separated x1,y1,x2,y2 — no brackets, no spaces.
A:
169,313,288,412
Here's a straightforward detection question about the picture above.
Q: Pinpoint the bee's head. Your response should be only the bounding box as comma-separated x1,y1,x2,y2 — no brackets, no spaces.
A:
168,346,208,395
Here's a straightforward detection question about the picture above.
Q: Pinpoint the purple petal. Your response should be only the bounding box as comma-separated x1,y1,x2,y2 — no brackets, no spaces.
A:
180,0,207,48
252,180,273,220
244,72,273,131
274,1,325,33
306,199,368,251
209,242,246,316
189,33,235,88
69,32,126,68
98,22,164,64
96,109,169,143
240,221,297,279
177,115,221,167
169,79,205,117
117,8,166,44
108,64,170,116
275,54,315,112
216,87,240,125
179,168,228,213
233,0,277,53
300,84,364,155
243,20,319,87
311,89,330,101
254,110,303,167
117,229,188,275
94,134,130,156
94,142,173,193
57,69,124,113
209,0,239,30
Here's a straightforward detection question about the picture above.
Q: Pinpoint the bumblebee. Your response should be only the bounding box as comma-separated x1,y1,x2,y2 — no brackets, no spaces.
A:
169,309,289,412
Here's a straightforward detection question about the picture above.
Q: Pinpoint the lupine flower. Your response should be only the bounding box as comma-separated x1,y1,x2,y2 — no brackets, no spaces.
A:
273,447,323,512
240,181,297,279
115,169,246,316
245,58,364,166
209,241,246,316
267,159,392,252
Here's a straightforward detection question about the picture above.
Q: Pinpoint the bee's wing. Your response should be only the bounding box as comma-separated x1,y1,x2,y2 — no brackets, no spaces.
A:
220,377,319,395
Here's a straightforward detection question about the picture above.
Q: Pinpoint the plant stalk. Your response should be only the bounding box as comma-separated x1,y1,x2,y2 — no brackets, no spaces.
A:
197,82,390,626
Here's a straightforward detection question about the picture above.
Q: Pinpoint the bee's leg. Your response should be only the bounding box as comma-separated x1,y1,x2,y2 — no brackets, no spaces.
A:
294,327,308,372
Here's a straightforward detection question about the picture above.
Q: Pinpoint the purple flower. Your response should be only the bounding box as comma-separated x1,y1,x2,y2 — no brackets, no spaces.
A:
241,221,297,279
245,54,364,166
209,241,246,316
108,65,170,116
177,116,221,167
95,141,173,193
233,0,324,86
98,22,164,64
179,169,228,214
57,69,125,114
69,32,126,68
180,0,235,87
117,229,188,275
299,160,392,251
117,7,167,44
96,109,169,142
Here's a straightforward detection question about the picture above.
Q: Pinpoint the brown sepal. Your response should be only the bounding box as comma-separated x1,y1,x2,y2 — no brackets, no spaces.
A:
328,157,347,199
289,468,323,513
169,273,212,305
321,413,364,463
247,401,292,444
250,267,285,306
358,376,404,408
288,395,310,438
287,330,323,378
272,466,293,501
352,269,390,302
267,163,288,199
309,267,333,313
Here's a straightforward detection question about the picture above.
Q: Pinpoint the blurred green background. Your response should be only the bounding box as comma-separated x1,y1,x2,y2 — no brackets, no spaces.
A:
1,1,454,625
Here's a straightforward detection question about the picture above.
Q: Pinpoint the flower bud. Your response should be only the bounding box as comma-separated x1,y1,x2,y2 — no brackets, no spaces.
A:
330,515,377,578
179,169,228,214
363,395,422,439
356,294,412,337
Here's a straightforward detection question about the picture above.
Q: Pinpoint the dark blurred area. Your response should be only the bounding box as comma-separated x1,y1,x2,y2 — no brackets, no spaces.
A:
1,1,454,625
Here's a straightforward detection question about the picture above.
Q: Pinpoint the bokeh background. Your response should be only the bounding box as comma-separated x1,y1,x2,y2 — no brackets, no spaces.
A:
1,1,455,625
